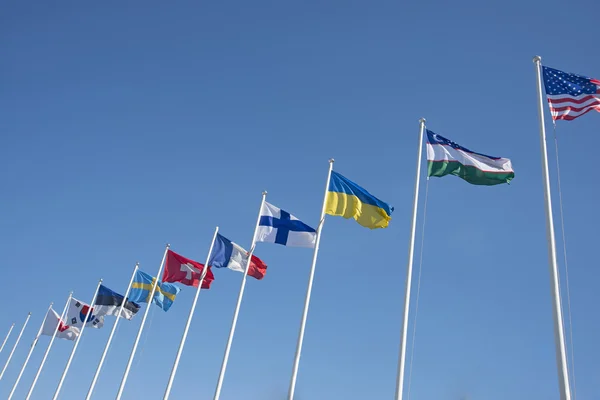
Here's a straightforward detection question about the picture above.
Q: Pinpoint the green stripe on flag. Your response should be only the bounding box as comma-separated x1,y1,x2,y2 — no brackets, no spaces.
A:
428,161,514,186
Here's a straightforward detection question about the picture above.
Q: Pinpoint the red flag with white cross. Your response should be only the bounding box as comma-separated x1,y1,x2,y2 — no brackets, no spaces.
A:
162,249,215,288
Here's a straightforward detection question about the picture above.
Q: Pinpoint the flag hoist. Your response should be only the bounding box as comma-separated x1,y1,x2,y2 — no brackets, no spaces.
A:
286,159,334,400
163,227,220,400
116,244,171,400
53,279,103,400
533,55,572,400
394,118,425,400
26,292,73,400
86,263,140,400
213,192,267,400
8,302,55,399
0,323,15,354
0,312,32,381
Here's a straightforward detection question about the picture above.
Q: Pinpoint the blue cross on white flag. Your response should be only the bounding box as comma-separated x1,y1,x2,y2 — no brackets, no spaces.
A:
255,202,316,248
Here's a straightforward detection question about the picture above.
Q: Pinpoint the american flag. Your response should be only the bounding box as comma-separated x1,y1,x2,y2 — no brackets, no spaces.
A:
542,65,600,121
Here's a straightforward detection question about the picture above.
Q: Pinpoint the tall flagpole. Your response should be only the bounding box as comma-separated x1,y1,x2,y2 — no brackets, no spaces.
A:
395,118,425,400
0,312,32,381
287,158,334,400
213,193,267,400
26,292,72,400
53,279,103,400
164,227,220,400
0,323,15,354
85,263,139,400
116,244,170,400
533,55,572,400
8,303,54,399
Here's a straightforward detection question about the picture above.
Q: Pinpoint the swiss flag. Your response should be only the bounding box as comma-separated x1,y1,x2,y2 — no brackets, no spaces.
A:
162,250,215,288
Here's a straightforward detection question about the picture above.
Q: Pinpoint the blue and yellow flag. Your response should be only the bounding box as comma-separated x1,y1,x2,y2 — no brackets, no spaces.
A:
129,270,181,312
326,171,393,229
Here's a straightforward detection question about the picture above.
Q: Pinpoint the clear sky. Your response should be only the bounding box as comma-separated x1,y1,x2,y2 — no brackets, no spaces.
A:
1,1,599,399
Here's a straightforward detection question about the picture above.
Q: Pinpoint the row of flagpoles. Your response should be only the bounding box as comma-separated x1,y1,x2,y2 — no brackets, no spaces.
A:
1,57,598,399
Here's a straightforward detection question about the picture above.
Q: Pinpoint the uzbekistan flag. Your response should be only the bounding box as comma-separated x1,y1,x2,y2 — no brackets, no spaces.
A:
325,171,393,229
426,130,514,186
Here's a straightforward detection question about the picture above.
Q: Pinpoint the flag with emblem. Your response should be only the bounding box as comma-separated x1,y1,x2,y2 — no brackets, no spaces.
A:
65,297,104,329
427,129,514,186
129,270,181,312
162,249,215,288
41,308,80,341
209,233,268,280
255,202,316,248
542,65,600,121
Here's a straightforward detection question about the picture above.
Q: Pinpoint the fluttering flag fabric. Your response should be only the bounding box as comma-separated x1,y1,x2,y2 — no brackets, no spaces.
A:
426,130,515,186
209,233,268,280
542,65,600,121
66,297,104,329
255,202,316,248
162,249,215,288
326,171,393,229
129,270,181,312
94,284,140,320
41,308,79,341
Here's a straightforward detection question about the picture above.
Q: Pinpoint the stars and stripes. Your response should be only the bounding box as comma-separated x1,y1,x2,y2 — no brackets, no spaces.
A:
542,65,600,121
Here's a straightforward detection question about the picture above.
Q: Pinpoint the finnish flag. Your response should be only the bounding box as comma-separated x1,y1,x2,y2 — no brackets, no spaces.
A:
255,202,316,248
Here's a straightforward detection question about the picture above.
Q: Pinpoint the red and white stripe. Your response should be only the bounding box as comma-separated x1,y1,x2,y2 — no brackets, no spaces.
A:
547,90,600,121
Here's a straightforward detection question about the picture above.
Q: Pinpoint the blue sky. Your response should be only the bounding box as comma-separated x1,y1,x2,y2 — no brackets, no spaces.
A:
1,1,599,399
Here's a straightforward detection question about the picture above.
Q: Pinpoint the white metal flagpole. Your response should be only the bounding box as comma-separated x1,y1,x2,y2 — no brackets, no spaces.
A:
116,244,170,400
53,279,103,400
0,323,15,354
287,158,334,400
394,118,425,400
0,312,32,381
8,303,54,399
26,292,72,400
164,227,220,400
85,263,139,400
213,193,267,400
533,55,572,400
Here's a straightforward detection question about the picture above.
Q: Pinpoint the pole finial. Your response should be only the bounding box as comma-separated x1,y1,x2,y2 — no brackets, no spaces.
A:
99,278,103,283
262,191,267,196
166,243,171,248
419,118,426,125
533,55,542,64
135,261,140,267
328,158,335,164
28,312,31,316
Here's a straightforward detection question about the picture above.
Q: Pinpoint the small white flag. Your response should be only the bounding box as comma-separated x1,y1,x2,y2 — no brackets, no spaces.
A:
41,308,79,341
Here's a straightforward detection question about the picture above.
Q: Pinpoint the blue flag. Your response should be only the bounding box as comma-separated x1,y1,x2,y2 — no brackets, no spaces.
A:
129,270,180,312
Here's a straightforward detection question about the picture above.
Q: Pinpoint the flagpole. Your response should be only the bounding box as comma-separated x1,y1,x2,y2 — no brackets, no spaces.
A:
53,279,103,400
394,118,425,400
8,303,53,399
286,159,334,400
164,227,220,400
26,292,72,400
213,193,267,400
85,263,139,400
116,244,170,400
0,323,15,354
0,312,31,381
533,55,572,400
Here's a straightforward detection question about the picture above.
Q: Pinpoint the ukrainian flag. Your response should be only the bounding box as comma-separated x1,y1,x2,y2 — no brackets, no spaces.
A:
129,270,181,312
326,171,393,229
